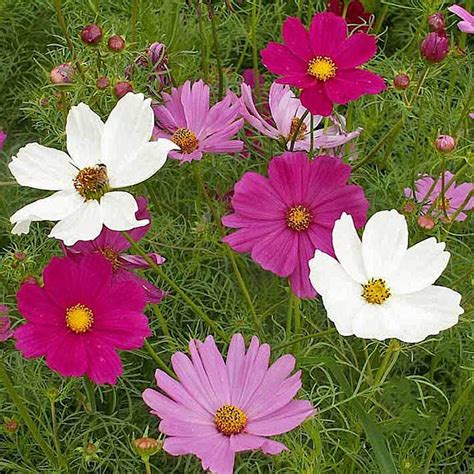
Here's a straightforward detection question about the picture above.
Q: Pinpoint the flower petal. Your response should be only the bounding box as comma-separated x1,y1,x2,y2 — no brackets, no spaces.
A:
230,434,287,455
282,17,314,62
108,139,178,188
45,332,88,378
85,336,123,384
261,42,308,77
333,33,377,69
100,191,149,232
66,103,104,168
300,83,334,116
9,143,76,191
309,12,347,57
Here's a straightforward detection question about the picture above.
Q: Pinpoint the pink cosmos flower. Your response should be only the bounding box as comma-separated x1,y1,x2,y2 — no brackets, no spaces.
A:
143,334,314,474
0,305,13,342
261,12,386,116
0,129,6,150
14,254,150,384
448,5,474,34
327,0,373,32
404,171,474,222
153,80,244,163
240,82,362,152
65,196,167,304
222,152,369,298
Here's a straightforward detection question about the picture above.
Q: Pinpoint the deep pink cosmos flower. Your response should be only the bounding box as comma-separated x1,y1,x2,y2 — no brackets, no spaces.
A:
261,12,386,117
448,5,474,34
143,334,314,474
14,254,150,384
65,196,166,304
420,32,449,63
153,80,244,163
327,0,373,32
404,172,474,222
0,129,7,150
222,152,369,298
240,82,362,152
0,305,13,342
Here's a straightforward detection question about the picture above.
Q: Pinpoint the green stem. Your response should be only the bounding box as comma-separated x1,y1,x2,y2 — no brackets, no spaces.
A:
373,340,400,387
0,181,16,187
144,340,173,376
0,359,58,467
273,328,336,351
52,0,75,54
151,304,171,340
286,291,293,337
207,3,224,100
446,190,474,228
289,110,310,151
122,232,228,341
84,377,96,412
454,86,473,134
131,0,139,43
50,399,67,469
197,2,209,82
250,0,261,103
292,294,301,352
144,457,152,474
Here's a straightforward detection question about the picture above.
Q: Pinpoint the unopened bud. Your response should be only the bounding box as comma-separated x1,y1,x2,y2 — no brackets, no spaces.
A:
80,24,102,45
108,35,125,52
114,81,133,99
3,418,19,433
50,63,75,84
434,135,456,153
417,214,435,230
393,73,410,90
428,13,445,33
420,32,449,63
96,76,110,90
133,437,161,457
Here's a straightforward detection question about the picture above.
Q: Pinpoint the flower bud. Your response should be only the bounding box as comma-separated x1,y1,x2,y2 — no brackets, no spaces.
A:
420,32,449,63
428,13,445,33
108,35,125,52
434,134,456,153
96,76,110,90
14,251,26,261
113,81,133,99
417,214,435,230
401,200,416,215
0,129,7,150
3,418,19,434
80,24,102,45
39,97,49,107
49,63,75,84
46,387,59,402
132,437,161,457
393,73,410,90
147,42,168,69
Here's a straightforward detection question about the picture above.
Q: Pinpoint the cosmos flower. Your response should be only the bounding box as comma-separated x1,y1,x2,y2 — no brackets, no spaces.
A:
309,210,464,342
14,254,150,384
448,5,474,34
222,152,368,298
326,0,373,32
65,196,167,304
240,82,362,152
9,93,177,245
404,172,474,222
0,129,6,150
0,305,13,342
261,12,386,116
143,334,314,474
153,80,244,163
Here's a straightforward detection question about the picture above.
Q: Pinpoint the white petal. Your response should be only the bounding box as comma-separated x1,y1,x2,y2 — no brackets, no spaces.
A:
309,250,364,336
66,103,104,168
108,139,178,188
102,93,154,170
10,190,84,235
389,238,450,294
332,213,367,283
361,210,408,281
49,200,103,245
9,143,76,191
99,191,149,231
353,286,463,343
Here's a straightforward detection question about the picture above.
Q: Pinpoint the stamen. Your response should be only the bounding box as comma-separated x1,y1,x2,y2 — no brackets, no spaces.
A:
288,117,308,142
100,247,122,271
361,278,391,305
286,205,312,231
307,56,337,81
437,196,451,211
65,303,94,333
74,165,109,200
171,128,199,154
214,405,247,436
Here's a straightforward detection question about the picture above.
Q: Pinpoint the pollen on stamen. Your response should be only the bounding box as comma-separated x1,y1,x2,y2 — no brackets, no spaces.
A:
288,117,308,142
307,56,337,81
171,128,199,154
65,303,94,333
286,205,312,231
214,405,247,436
74,165,110,200
100,247,122,271
362,278,391,305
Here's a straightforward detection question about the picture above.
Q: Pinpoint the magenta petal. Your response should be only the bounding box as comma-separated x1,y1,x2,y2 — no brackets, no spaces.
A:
300,83,334,116
325,68,386,105
289,232,317,299
309,12,347,57
15,323,65,358
333,33,377,69
85,336,123,385
261,42,308,78
114,270,166,305
282,17,314,62
16,281,63,325
45,332,88,378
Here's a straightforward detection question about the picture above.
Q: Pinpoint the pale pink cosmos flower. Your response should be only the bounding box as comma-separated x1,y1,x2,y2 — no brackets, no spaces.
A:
448,5,474,34
143,334,314,474
240,82,362,152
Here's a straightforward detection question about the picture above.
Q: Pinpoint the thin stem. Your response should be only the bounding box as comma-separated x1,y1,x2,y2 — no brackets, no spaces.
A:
289,110,310,151
50,399,67,469
250,0,261,103
84,377,96,412
292,294,301,352
144,340,173,376
286,291,293,337
454,86,473,134
273,328,336,351
446,190,474,228
151,304,171,340
122,232,228,341
196,2,209,82
144,457,152,474
53,0,75,54
0,359,58,467
373,340,400,387
131,0,139,43
207,2,224,100
309,113,315,158
0,181,16,187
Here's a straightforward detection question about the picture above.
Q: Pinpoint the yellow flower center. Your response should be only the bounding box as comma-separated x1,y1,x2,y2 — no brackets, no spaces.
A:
362,278,391,305
288,117,308,142
307,56,337,81
437,196,451,211
214,405,247,436
286,205,312,231
65,304,94,333
100,247,122,271
171,128,199,154
74,165,110,200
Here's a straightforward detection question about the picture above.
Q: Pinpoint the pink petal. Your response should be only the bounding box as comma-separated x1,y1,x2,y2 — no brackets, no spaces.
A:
333,32,377,69
325,68,386,105
92,278,146,315
226,334,247,405
15,323,66,358
113,270,166,305
230,434,288,455
300,83,334,116
282,17,314,62
85,335,123,384
261,42,308,78
289,232,318,298
119,253,165,270
16,281,63,325
309,12,347,57
45,332,88,378
159,418,217,437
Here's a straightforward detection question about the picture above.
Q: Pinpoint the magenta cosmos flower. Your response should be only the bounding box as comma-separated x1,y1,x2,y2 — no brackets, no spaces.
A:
65,196,166,304
0,129,7,150
241,82,362,152
261,12,386,116
143,334,314,474
448,5,474,34
153,80,244,163
405,172,474,222
222,152,369,298
14,254,150,384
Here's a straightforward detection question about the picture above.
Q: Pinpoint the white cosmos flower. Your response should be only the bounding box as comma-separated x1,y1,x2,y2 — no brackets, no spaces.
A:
9,93,178,246
309,210,463,343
